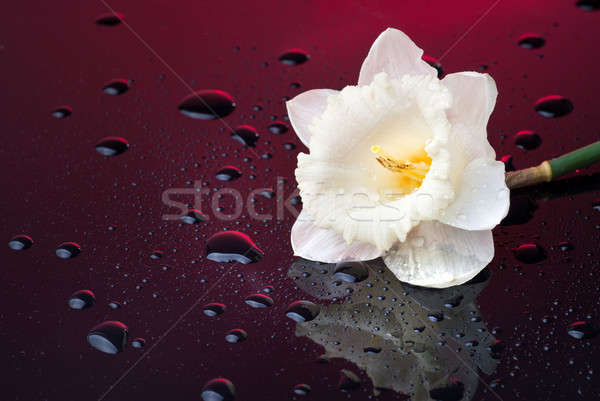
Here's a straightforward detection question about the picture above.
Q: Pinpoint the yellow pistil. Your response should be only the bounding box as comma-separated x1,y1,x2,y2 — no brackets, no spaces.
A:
371,145,431,190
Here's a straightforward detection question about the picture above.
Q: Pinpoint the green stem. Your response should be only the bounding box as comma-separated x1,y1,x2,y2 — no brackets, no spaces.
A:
549,141,600,179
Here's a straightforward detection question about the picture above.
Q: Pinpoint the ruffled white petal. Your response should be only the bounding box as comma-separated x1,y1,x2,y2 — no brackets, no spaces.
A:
442,72,498,164
358,28,437,86
383,221,494,288
286,89,338,148
438,158,510,230
291,210,382,263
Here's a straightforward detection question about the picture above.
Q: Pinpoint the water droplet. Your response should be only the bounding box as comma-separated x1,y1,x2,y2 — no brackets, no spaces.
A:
278,49,310,65
293,384,311,395
514,243,546,263
215,165,242,181
337,369,360,391
534,95,573,118
108,301,121,309
259,188,275,199
87,321,128,354
8,234,33,250
285,300,320,322
518,33,545,49
178,90,236,120
444,295,464,308
427,312,444,322
245,293,274,308
150,250,164,259
206,231,264,264
514,130,541,150
201,378,236,401
68,290,96,310
95,12,124,26
181,209,208,224
102,79,130,95
558,241,574,251
51,106,72,119
56,242,81,259
203,302,226,317
567,321,597,339
95,136,129,156
576,0,600,11
231,125,259,147
333,262,369,283
422,55,443,78
283,142,296,150
131,337,146,348
363,347,381,354
268,121,288,134
225,328,248,343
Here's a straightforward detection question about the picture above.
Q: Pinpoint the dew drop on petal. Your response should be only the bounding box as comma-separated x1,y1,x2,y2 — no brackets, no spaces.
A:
333,262,369,283
285,300,320,322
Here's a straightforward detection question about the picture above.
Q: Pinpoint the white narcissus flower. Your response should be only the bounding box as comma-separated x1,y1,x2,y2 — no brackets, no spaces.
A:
286,28,510,288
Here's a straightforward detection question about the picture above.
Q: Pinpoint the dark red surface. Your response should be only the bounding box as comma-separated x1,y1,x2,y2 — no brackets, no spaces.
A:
1,1,600,400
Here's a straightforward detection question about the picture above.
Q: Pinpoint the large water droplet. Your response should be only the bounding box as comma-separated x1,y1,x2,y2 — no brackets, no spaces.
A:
245,293,274,308
285,300,320,322
87,321,128,354
52,106,72,119
337,370,360,391
206,231,264,264
201,378,236,401
422,55,443,78
95,12,124,26
576,0,600,11
68,290,96,310
95,137,129,156
535,95,573,118
8,234,33,250
514,130,541,150
278,49,310,65
103,79,130,95
333,262,369,283
56,242,81,259
178,90,236,120
216,166,242,181
203,302,226,317
225,328,248,343
231,125,259,147
518,33,545,49
514,243,546,263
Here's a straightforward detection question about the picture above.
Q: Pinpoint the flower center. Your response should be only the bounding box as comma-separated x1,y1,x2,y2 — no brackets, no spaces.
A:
371,145,431,194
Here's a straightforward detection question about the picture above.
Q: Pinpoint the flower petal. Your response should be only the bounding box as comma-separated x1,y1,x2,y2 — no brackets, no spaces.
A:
358,28,437,86
438,158,510,230
442,72,498,163
383,222,494,288
286,89,338,148
291,210,382,263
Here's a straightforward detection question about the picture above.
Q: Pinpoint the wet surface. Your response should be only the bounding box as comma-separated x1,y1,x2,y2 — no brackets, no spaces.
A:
2,1,600,400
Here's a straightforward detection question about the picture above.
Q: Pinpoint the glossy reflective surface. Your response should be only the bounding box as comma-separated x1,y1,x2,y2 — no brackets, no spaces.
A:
2,1,600,401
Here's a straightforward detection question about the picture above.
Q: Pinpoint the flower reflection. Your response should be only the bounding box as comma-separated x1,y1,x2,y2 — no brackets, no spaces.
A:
288,258,499,400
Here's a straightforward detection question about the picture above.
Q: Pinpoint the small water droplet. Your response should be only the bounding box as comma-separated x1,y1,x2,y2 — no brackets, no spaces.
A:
95,136,129,156
8,234,33,250
95,12,124,26
332,262,369,283
285,300,320,322
215,165,242,181
178,90,236,120
51,106,72,119
206,231,264,264
576,0,600,11
56,242,81,259
231,125,259,147
150,250,164,259
514,243,546,263
68,290,96,310
279,48,310,65
567,321,597,339
283,142,296,150
181,209,208,224
203,302,226,317
268,121,288,134
87,321,128,354
102,79,130,95
245,293,273,308
131,337,146,348
201,378,236,401
535,95,573,118
293,384,311,395
514,130,541,150
518,33,545,49
225,328,248,343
